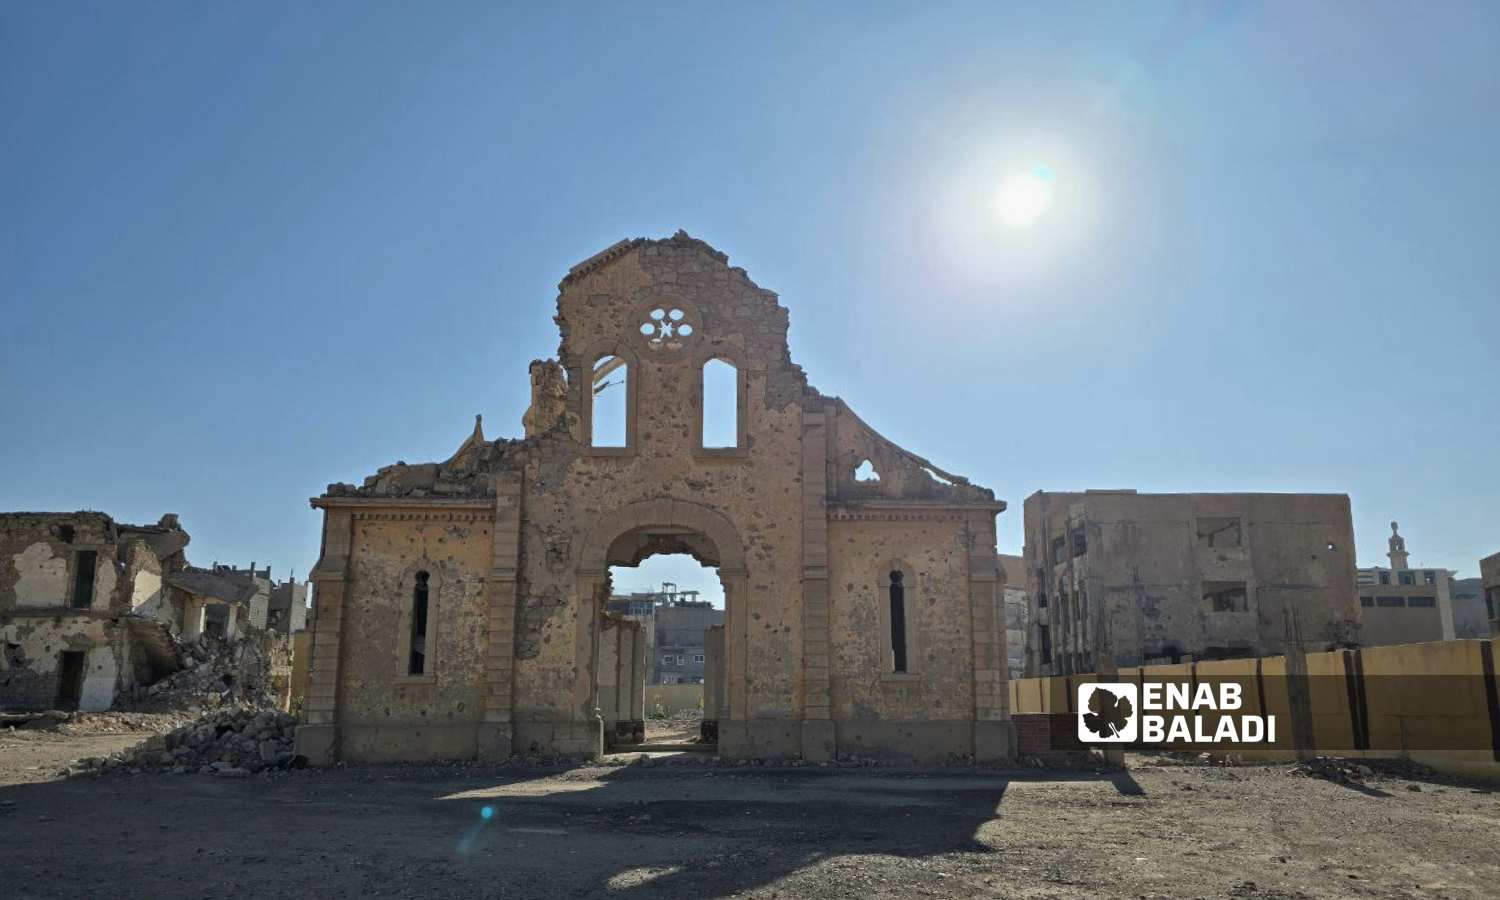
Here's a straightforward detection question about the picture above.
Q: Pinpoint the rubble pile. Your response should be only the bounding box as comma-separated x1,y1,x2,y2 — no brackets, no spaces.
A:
123,634,288,713
75,708,303,777
3,709,189,735
1288,756,1374,784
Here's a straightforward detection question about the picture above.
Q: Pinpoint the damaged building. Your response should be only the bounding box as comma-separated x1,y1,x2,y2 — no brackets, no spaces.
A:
298,231,1012,765
1023,490,1361,675
1,512,308,712
0,512,188,711
164,562,306,640
999,555,1028,678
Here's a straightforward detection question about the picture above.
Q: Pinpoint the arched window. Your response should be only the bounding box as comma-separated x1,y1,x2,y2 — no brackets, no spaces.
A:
592,355,629,447
889,570,908,673
408,571,430,675
701,358,738,449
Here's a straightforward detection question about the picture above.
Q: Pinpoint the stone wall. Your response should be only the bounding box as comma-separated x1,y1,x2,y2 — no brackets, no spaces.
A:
0,617,126,711
299,233,1011,764
2,513,131,710
2,513,118,614
827,518,974,736
334,513,494,762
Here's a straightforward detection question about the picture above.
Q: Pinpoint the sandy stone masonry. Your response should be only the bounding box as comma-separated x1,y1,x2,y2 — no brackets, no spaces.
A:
1,512,188,711
1,511,307,713
298,231,1013,765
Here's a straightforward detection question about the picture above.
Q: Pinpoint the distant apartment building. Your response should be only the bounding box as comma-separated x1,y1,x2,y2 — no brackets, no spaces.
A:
1482,551,1500,635
266,576,309,634
1448,577,1489,638
1023,490,1360,676
605,583,724,684
998,554,1027,678
654,598,722,684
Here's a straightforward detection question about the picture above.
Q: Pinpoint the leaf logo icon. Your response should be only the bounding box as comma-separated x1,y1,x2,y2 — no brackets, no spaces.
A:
1082,687,1134,739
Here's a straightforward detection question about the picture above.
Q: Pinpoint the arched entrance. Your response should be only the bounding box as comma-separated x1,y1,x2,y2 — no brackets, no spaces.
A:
574,499,749,756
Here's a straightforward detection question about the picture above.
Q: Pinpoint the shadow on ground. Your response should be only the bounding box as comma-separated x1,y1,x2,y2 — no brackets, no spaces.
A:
428,758,1148,899
0,755,1144,899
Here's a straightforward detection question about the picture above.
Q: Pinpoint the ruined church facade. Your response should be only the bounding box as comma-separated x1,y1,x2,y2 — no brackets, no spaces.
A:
297,233,1012,764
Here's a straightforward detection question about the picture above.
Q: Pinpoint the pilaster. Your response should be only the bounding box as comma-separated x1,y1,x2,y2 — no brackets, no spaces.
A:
295,507,353,764
968,512,1013,760
478,474,522,760
799,409,834,760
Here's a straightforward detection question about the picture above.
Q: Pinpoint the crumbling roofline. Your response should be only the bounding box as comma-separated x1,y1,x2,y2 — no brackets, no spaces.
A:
557,230,733,289
830,397,986,492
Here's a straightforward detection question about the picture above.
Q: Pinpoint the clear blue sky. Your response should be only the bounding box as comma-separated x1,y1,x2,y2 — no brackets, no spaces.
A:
4,3,1497,604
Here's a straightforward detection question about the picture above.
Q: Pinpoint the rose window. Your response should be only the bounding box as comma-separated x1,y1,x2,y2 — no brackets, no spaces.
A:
638,306,696,351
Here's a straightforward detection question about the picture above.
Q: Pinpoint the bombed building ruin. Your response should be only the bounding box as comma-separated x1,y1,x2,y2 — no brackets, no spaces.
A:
298,231,1013,764
1023,490,1362,676
1,511,306,712
0,512,190,710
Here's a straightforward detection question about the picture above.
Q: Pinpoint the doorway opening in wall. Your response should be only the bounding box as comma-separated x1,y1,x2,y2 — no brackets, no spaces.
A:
56,650,85,710
203,604,230,640
601,551,726,755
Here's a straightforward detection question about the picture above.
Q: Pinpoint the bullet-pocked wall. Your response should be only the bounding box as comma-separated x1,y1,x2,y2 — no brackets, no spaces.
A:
298,232,1012,764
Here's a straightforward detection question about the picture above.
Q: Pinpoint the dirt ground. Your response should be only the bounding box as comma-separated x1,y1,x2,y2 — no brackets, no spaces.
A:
644,709,705,745
2,720,1498,899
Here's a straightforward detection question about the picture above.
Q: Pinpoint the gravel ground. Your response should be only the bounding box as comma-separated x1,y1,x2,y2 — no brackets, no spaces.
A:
2,722,1497,899
644,709,704,744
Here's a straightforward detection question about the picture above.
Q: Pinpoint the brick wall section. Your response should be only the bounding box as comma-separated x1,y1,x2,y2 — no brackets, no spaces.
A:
0,668,59,710
1013,713,1088,756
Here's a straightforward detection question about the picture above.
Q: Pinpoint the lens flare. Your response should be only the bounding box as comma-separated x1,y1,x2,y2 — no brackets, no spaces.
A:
480,805,494,820
996,167,1054,229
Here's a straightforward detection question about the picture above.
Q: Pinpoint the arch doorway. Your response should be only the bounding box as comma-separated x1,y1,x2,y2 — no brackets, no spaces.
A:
574,499,749,756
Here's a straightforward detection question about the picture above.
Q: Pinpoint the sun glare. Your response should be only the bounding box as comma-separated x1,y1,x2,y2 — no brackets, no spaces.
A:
996,166,1054,229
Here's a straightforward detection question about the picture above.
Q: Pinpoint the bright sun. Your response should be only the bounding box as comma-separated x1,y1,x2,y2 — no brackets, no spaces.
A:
996,166,1054,229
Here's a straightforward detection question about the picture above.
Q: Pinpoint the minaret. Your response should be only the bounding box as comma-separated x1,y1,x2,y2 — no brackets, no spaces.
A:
1387,521,1409,571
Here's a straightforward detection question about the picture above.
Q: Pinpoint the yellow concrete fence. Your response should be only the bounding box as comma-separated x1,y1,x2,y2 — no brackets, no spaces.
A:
1009,639,1500,780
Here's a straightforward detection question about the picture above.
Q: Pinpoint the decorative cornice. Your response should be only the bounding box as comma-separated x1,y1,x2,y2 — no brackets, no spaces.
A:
312,497,494,512
348,509,493,524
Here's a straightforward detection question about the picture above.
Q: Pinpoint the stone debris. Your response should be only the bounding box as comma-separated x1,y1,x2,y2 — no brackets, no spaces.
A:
72,708,304,776
1288,756,1375,784
1148,751,1247,768
120,633,288,713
